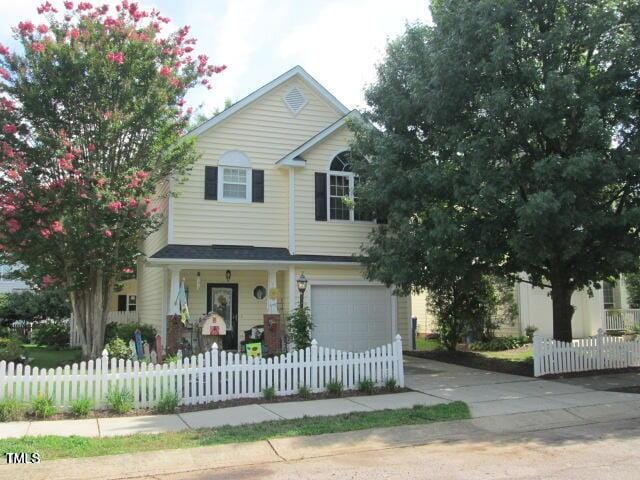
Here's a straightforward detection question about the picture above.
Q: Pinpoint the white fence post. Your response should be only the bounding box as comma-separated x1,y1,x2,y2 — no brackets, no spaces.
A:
596,328,604,370
310,339,318,392
393,334,404,387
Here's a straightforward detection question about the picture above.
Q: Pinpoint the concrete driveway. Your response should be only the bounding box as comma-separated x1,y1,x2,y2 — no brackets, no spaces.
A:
404,355,640,418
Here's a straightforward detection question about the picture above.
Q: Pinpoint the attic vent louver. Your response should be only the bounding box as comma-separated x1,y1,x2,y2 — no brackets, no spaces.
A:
283,87,307,115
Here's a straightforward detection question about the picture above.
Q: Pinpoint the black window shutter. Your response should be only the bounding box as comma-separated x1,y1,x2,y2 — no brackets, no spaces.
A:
376,213,388,224
252,169,264,203
315,172,327,221
204,166,218,200
117,295,127,312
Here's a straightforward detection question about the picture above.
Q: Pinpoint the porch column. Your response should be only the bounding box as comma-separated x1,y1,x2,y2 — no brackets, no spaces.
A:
168,267,181,315
267,269,278,314
288,265,297,312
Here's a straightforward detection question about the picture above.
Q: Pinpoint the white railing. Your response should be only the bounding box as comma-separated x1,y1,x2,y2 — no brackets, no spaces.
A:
70,311,139,347
533,330,640,376
603,309,640,331
0,336,404,410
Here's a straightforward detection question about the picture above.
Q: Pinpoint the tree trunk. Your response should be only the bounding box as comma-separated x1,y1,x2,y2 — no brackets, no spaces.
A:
69,269,113,359
550,280,575,342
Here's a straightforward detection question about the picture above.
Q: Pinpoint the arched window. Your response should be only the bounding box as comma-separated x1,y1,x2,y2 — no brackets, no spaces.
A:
327,151,370,221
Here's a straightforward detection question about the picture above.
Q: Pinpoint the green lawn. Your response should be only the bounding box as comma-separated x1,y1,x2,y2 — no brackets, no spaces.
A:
416,337,441,351
476,345,533,362
22,345,82,370
0,402,470,461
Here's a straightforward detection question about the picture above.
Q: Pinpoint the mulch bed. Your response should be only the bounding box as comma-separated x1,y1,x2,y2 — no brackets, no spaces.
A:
405,350,534,377
25,386,410,422
539,366,640,380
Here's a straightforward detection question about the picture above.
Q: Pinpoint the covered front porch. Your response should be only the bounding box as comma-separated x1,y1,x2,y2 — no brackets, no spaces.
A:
157,264,298,354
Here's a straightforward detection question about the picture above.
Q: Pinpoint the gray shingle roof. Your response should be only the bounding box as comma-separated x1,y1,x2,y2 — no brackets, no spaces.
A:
149,244,360,264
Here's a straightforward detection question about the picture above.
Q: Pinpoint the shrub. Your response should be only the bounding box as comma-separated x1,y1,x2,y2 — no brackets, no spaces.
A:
469,336,529,351
105,322,157,345
164,354,180,365
262,386,276,400
105,338,132,360
31,321,69,349
106,387,134,414
0,396,25,422
525,325,538,342
298,385,312,400
155,391,179,414
0,337,24,362
32,394,56,419
358,378,376,395
286,306,314,350
385,377,397,391
69,397,92,418
326,380,343,397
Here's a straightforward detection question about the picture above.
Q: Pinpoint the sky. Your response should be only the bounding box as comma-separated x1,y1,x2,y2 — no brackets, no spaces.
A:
0,0,431,115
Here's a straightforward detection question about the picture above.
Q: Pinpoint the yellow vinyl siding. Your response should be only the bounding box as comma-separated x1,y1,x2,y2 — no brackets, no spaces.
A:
143,178,170,257
137,263,165,333
108,279,137,312
295,126,375,256
171,78,343,247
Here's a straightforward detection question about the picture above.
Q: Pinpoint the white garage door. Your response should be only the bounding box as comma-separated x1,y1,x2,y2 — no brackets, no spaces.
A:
311,285,392,352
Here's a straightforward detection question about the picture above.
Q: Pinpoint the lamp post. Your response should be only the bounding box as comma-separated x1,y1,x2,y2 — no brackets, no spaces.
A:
297,272,308,308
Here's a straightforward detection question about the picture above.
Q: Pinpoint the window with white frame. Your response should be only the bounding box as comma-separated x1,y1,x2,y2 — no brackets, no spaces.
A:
218,151,252,202
328,151,371,222
222,167,248,200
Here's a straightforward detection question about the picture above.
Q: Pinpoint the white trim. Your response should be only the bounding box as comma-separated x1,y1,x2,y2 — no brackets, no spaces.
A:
218,166,252,203
308,280,384,286
289,168,296,254
167,176,175,243
288,266,297,312
219,150,251,168
391,292,398,337
187,66,350,139
277,111,358,166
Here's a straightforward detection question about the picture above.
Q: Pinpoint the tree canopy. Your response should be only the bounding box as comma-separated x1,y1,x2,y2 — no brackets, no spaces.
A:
0,1,226,356
351,0,640,341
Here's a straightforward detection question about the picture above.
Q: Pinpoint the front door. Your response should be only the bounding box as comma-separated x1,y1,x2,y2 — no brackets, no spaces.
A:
207,283,239,350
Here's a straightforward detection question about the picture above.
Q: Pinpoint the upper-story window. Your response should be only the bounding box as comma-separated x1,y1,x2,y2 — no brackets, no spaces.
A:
218,151,252,203
327,151,371,222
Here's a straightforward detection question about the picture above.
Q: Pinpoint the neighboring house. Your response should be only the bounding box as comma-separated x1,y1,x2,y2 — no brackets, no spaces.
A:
412,275,633,339
0,264,29,293
135,66,411,353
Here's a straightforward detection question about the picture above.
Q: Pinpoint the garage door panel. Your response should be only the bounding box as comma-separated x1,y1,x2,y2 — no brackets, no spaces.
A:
311,285,392,352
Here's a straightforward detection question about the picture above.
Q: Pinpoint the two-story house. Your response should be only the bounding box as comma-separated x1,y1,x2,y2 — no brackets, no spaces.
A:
135,66,411,353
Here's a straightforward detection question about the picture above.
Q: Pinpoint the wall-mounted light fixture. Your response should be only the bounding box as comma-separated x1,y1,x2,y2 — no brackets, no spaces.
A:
225,270,231,282
196,271,201,291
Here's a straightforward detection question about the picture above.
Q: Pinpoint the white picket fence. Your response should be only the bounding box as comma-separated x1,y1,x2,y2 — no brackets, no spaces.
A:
533,330,640,376
0,336,404,410
603,309,640,331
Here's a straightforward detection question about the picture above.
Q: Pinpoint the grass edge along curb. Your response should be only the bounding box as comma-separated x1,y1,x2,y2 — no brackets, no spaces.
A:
0,401,470,461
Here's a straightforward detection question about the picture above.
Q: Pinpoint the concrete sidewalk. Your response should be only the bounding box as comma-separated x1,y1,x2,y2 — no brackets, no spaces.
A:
2,406,640,480
0,391,443,439
404,355,640,417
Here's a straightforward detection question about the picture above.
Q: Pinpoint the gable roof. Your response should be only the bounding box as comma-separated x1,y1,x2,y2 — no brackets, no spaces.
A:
276,110,360,167
186,66,350,138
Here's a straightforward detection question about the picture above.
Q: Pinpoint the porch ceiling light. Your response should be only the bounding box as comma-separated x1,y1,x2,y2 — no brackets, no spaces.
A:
225,270,231,282
297,273,308,294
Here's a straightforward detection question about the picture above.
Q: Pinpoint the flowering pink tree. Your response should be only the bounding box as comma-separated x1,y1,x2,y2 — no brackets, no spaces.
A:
0,1,226,358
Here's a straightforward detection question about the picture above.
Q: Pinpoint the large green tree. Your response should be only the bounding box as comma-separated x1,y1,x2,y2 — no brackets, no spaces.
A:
0,1,225,357
351,0,640,342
